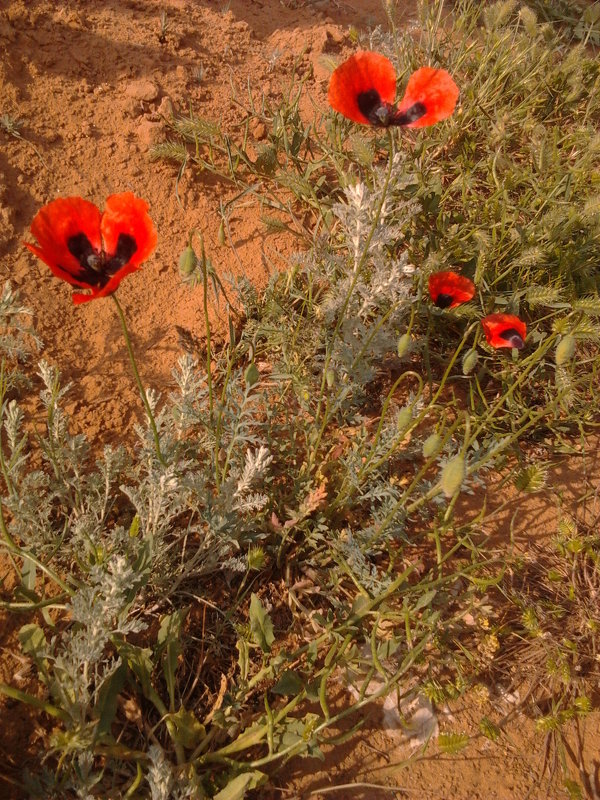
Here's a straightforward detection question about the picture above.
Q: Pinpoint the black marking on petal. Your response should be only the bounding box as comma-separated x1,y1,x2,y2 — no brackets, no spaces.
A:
105,233,137,272
357,88,382,120
435,293,453,309
499,328,524,349
391,101,427,126
68,233,97,268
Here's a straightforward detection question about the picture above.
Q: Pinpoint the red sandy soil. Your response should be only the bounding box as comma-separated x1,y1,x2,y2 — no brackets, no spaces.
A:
1,1,599,798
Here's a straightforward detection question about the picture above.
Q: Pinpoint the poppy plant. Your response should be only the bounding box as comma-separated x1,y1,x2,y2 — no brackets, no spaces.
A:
25,192,157,304
429,271,475,309
481,313,527,350
328,51,459,128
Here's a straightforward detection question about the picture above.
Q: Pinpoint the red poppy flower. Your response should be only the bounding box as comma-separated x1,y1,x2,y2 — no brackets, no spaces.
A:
429,271,475,309
481,313,527,350
328,51,459,128
24,192,157,304
394,67,460,128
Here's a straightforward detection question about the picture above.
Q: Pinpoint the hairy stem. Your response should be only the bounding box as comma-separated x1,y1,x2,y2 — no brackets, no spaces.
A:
111,294,166,466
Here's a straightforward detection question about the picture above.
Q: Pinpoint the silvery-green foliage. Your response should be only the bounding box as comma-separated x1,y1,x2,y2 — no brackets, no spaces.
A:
146,744,199,800
1,371,127,562
171,354,211,439
172,354,264,467
334,528,392,593
233,445,273,512
213,371,264,463
0,280,42,363
308,157,420,404
37,360,90,505
3,399,28,482
146,745,174,800
37,555,145,731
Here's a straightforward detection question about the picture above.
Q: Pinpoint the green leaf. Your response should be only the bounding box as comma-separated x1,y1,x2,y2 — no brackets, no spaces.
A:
564,778,584,800
21,556,36,593
118,643,154,698
213,771,267,800
237,638,249,681
413,589,436,612
255,145,278,175
376,637,401,661
249,593,274,653
169,707,206,749
272,670,303,696
129,514,140,538
158,609,187,710
350,594,370,618
18,623,46,658
94,662,127,738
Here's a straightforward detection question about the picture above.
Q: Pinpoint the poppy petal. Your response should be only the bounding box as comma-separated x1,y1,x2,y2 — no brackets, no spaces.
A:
328,51,397,125
100,192,157,267
26,197,103,287
94,192,158,300
394,67,459,128
428,271,475,309
481,313,527,349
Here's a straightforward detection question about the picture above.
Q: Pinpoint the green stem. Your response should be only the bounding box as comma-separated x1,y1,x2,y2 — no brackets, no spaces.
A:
196,237,220,490
199,241,214,420
111,294,166,466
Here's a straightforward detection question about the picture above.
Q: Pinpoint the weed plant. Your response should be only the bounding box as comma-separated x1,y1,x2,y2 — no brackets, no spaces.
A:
1,1,600,798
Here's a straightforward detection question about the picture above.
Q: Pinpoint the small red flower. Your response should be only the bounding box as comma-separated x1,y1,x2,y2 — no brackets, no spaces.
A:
328,51,459,128
429,271,475,309
394,67,460,129
25,192,157,304
481,313,527,350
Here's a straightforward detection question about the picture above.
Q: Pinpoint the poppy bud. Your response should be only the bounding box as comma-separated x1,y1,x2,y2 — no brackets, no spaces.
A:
462,349,478,375
555,335,575,366
397,333,411,358
423,432,442,459
179,245,197,276
396,406,413,432
441,455,465,498
244,363,260,388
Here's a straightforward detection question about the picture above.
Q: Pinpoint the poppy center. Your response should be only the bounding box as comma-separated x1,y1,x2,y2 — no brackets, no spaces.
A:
435,292,453,309
67,232,137,287
499,328,524,349
357,88,394,126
